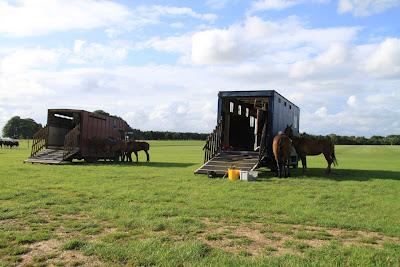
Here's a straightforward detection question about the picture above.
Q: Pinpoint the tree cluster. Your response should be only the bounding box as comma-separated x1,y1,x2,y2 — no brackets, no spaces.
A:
2,116,42,139
300,133,400,145
127,128,208,140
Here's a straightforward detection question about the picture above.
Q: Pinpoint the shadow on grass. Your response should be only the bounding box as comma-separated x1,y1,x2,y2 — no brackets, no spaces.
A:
256,167,400,181
69,161,197,168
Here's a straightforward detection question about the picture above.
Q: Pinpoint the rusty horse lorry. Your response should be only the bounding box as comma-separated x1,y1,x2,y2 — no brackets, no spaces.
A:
195,90,300,175
25,109,130,164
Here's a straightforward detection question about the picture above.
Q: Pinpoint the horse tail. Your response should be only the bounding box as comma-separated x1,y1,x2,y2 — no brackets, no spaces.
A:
331,142,338,166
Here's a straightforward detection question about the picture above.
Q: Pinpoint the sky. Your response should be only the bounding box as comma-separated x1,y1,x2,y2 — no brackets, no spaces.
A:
0,0,399,137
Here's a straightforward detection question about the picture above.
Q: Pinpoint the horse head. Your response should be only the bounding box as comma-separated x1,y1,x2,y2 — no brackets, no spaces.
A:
284,124,294,138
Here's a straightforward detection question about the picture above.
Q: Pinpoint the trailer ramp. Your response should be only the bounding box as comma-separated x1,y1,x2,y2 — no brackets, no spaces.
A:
195,151,259,176
24,148,78,164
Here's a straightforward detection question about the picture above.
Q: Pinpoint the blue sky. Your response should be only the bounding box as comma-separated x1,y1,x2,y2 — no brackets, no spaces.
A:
0,0,399,136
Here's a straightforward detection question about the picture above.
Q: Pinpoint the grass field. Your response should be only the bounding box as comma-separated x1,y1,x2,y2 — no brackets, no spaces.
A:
0,141,399,266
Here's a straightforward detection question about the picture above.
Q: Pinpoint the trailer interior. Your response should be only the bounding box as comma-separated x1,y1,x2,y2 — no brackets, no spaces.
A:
47,110,81,148
220,97,269,152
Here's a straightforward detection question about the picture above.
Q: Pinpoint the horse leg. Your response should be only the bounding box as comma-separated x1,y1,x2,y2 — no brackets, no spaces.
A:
300,155,307,174
134,151,139,163
323,153,332,174
275,162,280,177
145,150,150,162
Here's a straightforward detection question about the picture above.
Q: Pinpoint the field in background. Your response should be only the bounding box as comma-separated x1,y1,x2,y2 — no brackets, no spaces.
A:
0,141,399,266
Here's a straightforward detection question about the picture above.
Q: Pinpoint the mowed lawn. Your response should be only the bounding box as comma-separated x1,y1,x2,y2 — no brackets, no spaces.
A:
0,141,399,266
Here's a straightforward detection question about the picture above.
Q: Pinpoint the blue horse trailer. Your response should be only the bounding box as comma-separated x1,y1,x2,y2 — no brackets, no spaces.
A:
195,90,300,175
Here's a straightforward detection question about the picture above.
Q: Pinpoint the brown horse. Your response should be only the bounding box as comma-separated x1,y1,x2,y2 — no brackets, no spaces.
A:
104,138,127,162
125,140,150,162
272,133,292,178
284,125,337,174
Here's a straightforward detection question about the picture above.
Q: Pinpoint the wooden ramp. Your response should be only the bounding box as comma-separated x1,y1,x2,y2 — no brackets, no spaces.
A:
24,148,78,164
195,151,259,176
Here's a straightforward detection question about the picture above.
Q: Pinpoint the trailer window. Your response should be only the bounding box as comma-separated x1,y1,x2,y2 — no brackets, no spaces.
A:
238,105,242,115
245,108,249,117
229,102,234,113
284,101,287,107
289,105,292,110
249,116,255,127
54,114,73,120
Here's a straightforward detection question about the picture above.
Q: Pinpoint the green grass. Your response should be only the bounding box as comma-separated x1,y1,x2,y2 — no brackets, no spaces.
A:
0,141,399,266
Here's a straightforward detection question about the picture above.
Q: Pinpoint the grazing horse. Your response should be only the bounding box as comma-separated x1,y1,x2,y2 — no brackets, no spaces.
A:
272,133,292,178
104,138,127,162
284,125,337,174
125,140,150,162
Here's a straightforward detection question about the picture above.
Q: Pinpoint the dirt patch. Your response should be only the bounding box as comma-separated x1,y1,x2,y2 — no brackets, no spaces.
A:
19,239,61,266
199,219,400,257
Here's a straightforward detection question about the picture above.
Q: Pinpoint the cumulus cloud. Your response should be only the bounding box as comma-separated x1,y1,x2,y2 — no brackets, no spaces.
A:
361,38,400,78
0,1,217,37
191,16,359,65
338,0,400,16
0,13,399,137
0,48,62,73
0,0,131,37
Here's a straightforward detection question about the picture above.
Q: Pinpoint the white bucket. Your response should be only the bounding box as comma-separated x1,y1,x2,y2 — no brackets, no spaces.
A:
240,171,249,181
240,171,258,181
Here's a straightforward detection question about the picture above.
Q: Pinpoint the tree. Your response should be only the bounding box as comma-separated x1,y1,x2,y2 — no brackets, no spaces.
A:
93,110,110,116
2,116,42,139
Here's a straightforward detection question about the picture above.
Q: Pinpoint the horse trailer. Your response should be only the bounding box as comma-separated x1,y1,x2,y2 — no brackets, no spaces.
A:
25,109,130,164
195,90,300,175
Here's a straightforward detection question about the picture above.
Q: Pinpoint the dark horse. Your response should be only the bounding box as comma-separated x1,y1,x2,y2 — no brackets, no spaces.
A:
272,133,292,178
126,141,150,162
284,125,337,174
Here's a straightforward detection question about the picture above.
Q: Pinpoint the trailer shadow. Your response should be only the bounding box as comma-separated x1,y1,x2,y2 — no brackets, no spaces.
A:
256,168,400,181
70,161,197,168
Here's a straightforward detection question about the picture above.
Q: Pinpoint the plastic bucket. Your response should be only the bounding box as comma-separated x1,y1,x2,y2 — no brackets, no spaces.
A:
228,169,240,181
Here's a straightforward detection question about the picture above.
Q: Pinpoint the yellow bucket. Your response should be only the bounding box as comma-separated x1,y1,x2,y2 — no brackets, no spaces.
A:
228,169,240,181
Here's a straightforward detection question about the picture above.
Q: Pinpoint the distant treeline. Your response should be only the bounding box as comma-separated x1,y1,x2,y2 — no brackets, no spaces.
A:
301,133,400,145
128,129,208,140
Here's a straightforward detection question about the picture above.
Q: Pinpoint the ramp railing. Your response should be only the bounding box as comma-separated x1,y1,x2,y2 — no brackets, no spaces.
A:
203,120,223,163
63,124,80,160
31,125,49,157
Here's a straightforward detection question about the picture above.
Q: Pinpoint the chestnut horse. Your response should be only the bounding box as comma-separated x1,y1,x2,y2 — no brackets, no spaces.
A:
284,125,337,174
125,140,150,162
272,133,292,178
104,138,127,162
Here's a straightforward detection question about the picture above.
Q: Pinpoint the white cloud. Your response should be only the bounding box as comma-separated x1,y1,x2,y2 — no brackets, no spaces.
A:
0,1,217,37
0,14,399,137
0,48,62,73
0,0,131,37
289,43,349,78
191,16,359,65
347,95,357,107
361,38,400,78
69,40,129,64
137,5,217,22
338,0,400,16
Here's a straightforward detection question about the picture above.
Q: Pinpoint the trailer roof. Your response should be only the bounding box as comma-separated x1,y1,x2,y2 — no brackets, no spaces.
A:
218,90,299,109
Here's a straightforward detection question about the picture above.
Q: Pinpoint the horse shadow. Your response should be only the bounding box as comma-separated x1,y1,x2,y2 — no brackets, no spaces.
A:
256,167,400,181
